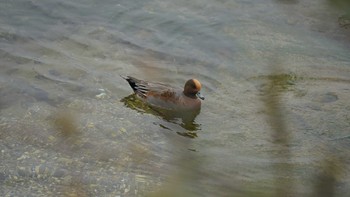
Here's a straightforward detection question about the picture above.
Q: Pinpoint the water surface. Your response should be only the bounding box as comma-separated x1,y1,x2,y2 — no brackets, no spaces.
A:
1,0,350,196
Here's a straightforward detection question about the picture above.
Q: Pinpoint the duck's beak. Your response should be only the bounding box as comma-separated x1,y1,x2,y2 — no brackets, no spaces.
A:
197,92,205,100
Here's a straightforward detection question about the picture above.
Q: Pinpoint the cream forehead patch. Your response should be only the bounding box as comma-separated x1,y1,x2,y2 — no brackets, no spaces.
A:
192,79,201,90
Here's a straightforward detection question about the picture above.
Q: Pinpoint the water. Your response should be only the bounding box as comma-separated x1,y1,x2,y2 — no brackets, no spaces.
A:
1,0,350,196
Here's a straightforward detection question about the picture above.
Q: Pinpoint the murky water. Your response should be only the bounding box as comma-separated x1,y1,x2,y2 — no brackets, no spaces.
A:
1,0,350,196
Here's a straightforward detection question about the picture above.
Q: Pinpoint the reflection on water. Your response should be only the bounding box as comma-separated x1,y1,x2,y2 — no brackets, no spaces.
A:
121,94,201,137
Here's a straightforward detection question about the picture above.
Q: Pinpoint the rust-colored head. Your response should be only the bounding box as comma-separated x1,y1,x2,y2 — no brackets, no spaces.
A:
183,79,204,100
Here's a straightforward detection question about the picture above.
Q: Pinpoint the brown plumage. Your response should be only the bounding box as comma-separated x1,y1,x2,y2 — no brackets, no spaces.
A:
121,76,204,111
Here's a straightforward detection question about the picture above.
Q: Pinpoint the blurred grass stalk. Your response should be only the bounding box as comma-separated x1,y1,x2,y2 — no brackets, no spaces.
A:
328,0,350,13
263,65,294,196
312,156,342,197
265,61,343,197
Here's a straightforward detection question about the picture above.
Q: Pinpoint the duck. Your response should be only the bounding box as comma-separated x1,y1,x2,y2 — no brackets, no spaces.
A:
121,76,204,111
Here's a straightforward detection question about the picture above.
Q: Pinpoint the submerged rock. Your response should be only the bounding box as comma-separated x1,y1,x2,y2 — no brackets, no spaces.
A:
318,92,338,103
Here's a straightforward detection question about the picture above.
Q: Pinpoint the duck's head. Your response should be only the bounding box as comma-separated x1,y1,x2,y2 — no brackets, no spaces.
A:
184,79,205,100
